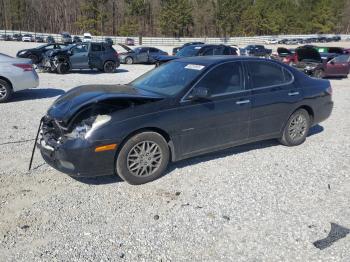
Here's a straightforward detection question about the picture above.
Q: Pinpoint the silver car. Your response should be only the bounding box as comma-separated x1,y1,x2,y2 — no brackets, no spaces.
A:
0,53,39,103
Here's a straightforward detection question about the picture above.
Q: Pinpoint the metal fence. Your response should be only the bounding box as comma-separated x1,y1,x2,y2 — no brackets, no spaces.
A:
1,29,350,46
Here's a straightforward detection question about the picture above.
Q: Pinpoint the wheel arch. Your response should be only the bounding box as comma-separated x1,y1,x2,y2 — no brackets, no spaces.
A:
0,76,13,90
117,127,176,162
280,105,315,136
297,105,314,124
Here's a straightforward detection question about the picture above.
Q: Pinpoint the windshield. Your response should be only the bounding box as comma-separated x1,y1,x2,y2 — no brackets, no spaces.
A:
176,45,202,57
130,61,205,96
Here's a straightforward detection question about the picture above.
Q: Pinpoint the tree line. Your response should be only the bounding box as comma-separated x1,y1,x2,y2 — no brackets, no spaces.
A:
1,0,350,37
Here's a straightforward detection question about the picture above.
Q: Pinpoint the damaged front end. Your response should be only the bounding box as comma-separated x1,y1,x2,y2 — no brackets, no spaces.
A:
33,84,164,177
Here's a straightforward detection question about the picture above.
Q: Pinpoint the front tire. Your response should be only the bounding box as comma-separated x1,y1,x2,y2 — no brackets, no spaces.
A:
28,54,39,64
125,57,133,65
57,62,70,74
0,79,13,103
116,132,170,185
314,69,324,79
279,109,311,146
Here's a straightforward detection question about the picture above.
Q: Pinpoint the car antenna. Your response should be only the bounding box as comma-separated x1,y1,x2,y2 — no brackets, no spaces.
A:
28,118,43,171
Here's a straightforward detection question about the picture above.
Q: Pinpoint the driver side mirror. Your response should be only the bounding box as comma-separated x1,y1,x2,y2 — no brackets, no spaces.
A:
190,86,210,100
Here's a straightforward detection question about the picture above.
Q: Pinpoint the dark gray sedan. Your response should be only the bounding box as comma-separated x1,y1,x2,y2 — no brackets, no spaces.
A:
118,44,168,64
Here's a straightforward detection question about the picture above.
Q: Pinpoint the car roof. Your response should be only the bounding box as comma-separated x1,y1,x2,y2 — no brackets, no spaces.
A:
174,56,273,66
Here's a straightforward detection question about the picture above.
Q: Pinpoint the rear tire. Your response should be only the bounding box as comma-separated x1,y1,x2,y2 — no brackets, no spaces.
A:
279,109,311,146
103,61,116,73
116,132,170,185
0,79,13,103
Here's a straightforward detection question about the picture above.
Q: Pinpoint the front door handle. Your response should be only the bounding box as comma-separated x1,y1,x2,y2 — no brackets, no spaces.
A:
236,100,250,105
288,92,300,96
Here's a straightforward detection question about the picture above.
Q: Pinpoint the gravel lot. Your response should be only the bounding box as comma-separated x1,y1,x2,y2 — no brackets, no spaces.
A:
0,41,349,261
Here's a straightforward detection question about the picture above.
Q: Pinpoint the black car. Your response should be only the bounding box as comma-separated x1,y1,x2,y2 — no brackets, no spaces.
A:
104,37,114,46
73,36,82,43
155,44,237,67
36,56,333,185
243,45,272,57
41,42,120,74
292,46,323,75
16,43,68,64
47,35,55,43
172,42,205,55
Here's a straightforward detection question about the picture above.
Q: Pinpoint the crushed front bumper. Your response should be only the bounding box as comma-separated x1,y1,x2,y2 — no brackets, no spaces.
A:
37,118,118,177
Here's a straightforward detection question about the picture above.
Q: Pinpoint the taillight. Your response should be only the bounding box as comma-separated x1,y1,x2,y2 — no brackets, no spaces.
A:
13,63,33,72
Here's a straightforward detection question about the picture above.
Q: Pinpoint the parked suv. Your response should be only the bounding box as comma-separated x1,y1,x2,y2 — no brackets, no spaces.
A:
242,45,272,57
42,42,120,74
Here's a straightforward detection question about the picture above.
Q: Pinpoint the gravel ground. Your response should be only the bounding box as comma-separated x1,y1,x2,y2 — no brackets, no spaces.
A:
0,41,349,261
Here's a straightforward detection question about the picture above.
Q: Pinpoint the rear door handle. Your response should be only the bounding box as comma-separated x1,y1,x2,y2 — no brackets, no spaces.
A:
236,100,250,105
288,92,300,96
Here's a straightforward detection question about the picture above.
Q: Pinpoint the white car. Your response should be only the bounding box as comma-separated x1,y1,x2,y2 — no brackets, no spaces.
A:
22,34,33,42
265,38,279,44
83,33,92,43
0,53,39,103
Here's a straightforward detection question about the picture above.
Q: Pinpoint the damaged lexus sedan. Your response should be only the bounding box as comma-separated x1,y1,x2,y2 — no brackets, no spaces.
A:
37,57,333,184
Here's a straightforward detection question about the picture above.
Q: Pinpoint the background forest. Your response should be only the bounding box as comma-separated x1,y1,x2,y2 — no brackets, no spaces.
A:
1,0,350,37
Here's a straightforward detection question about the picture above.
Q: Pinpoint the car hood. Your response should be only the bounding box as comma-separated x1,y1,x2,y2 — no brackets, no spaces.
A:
154,55,179,62
47,84,164,124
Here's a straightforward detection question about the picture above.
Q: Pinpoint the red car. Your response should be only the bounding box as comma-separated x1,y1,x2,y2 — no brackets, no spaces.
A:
314,54,350,78
272,47,297,65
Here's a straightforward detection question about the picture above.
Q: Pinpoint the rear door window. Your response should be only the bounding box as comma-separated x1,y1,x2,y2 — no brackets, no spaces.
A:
247,61,293,89
91,44,103,52
193,62,244,96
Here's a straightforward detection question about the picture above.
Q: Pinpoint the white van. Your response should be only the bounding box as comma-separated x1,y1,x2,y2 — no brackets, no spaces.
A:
83,33,92,43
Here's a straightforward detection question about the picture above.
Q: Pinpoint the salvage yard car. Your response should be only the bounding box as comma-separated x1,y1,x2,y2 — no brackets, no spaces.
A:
37,56,333,185
42,42,120,74
0,53,39,103
241,45,272,57
313,54,350,78
155,44,237,67
119,44,168,64
17,43,68,64
172,42,205,55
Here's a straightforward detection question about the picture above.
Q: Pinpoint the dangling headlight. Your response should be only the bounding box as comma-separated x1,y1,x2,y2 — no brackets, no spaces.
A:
67,115,111,139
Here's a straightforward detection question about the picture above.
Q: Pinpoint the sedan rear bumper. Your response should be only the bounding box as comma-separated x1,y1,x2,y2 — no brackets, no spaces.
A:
313,100,333,125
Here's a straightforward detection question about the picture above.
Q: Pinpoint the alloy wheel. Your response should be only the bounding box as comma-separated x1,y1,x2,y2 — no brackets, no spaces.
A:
0,84,7,99
127,141,162,177
288,114,307,140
